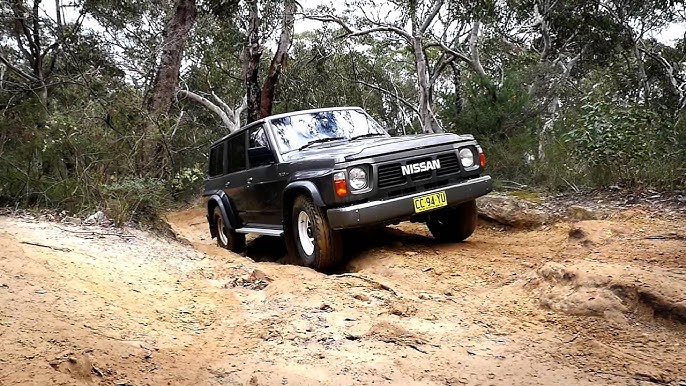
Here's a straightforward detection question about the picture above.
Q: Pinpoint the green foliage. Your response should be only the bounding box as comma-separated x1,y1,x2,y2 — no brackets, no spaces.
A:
444,70,537,138
102,177,171,226
171,164,206,199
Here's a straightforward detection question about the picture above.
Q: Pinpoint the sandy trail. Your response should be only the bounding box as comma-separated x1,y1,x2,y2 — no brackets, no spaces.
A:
0,206,685,385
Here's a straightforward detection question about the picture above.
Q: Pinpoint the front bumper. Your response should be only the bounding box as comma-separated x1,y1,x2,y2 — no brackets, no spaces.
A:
326,175,492,230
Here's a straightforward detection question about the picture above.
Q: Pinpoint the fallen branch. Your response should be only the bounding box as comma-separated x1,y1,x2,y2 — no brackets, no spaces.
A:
332,273,398,296
645,233,686,241
20,241,72,253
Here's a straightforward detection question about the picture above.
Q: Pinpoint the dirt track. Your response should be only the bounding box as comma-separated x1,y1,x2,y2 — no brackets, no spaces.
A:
0,204,685,385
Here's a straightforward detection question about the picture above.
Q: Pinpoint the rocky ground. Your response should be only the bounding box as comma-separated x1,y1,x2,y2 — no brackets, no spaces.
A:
0,194,685,385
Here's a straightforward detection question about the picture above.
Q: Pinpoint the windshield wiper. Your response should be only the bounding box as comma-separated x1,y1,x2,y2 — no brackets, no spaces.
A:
298,137,347,151
350,133,386,140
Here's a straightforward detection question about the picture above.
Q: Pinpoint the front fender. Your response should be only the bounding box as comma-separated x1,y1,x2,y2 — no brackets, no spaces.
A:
284,181,325,206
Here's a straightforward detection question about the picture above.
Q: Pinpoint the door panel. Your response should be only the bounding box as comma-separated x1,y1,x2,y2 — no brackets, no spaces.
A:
221,131,249,226
242,125,287,226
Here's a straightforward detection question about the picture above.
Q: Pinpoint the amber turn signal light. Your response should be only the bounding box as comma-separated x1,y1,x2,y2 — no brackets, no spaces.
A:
333,172,348,197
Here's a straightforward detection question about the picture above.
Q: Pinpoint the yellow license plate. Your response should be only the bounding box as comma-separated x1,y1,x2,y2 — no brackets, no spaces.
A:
413,191,447,213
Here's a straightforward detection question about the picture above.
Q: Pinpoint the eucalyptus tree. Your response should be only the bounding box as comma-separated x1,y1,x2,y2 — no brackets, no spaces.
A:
278,28,418,133
0,0,85,112
306,0,497,133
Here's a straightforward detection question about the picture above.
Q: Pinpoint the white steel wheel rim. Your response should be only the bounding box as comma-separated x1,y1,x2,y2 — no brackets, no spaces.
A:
217,217,228,245
297,211,315,256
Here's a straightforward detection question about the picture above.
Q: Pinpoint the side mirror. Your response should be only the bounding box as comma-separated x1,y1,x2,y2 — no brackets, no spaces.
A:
248,146,276,167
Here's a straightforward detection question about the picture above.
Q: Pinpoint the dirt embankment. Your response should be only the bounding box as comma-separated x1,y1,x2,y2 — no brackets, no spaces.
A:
1,204,685,385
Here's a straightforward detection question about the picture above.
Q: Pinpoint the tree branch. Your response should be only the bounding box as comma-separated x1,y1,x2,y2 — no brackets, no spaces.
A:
304,14,412,42
178,89,236,132
468,21,486,77
346,77,419,114
419,0,444,34
0,54,38,82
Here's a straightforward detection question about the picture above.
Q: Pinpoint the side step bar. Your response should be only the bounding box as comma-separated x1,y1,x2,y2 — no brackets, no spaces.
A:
235,227,283,237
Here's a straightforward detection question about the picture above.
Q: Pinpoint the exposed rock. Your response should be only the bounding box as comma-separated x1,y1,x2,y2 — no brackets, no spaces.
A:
567,205,600,221
523,261,686,323
477,194,550,228
84,211,109,226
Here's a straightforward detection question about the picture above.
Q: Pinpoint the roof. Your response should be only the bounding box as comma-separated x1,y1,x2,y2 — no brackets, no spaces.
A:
209,106,364,148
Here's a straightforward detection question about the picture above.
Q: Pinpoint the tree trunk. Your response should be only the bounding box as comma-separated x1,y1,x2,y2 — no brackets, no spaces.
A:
259,0,296,118
243,0,262,124
147,0,197,117
412,37,442,134
634,44,649,103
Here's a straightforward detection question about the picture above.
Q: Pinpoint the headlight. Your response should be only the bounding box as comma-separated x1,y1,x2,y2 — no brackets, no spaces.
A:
459,148,475,168
348,167,368,190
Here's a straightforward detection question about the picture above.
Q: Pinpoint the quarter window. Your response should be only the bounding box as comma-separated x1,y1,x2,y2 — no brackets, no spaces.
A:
228,132,247,173
208,143,225,177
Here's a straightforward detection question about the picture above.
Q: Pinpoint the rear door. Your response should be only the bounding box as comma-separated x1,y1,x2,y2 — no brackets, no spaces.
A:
222,131,251,226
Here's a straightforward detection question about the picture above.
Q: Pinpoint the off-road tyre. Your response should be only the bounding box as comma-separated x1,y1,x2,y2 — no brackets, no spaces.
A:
214,207,245,253
287,195,342,272
427,200,478,242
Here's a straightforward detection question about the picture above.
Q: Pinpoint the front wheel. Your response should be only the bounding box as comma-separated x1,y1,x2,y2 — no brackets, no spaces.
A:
214,207,245,253
427,200,478,242
287,195,342,272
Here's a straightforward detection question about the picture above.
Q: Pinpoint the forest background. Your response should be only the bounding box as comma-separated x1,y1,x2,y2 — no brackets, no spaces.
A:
1,0,684,224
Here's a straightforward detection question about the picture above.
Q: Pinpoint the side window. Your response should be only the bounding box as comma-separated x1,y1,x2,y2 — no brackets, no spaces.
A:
249,126,270,149
208,143,225,177
228,131,247,173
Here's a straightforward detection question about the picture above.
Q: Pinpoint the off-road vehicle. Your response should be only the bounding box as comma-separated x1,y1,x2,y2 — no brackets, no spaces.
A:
203,107,492,271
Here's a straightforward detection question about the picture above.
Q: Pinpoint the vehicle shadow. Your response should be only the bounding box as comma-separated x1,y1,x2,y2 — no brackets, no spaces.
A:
242,225,439,270
244,235,289,264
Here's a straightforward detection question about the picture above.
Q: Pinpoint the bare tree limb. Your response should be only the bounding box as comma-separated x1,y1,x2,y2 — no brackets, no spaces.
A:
346,77,419,114
419,0,444,34
304,14,413,42
212,91,234,116
178,89,235,132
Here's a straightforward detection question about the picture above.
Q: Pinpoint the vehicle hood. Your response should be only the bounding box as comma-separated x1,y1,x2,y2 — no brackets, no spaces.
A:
280,133,474,163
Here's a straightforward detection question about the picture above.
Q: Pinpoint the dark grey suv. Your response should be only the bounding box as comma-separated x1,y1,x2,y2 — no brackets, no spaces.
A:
204,107,492,271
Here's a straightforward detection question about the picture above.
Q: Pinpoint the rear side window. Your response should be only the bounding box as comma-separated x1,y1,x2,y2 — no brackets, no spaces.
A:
228,132,247,173
208,143,225,177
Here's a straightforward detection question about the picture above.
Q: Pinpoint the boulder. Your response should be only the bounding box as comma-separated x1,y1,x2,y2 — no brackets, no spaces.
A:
84,210,109,226
477,194,550,228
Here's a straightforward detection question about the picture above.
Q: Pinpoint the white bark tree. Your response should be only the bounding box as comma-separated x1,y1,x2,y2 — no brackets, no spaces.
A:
178,90,247,132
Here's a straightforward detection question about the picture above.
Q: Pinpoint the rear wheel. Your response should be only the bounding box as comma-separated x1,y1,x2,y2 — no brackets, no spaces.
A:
287,195,342,271
427,200,478,242
214,207,245,253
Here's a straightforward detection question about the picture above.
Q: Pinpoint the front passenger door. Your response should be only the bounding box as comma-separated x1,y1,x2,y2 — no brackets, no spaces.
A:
243,125,285,226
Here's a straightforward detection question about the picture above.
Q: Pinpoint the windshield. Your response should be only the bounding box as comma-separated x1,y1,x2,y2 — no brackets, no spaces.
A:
269,109,388,154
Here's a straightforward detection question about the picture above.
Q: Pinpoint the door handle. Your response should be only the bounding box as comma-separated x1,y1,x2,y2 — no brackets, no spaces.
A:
224,181,231,187
247,177,253,184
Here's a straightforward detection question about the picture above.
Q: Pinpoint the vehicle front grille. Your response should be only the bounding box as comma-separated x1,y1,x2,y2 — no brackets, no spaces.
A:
377,163,405,189
436,153,461,176
376,151,462,190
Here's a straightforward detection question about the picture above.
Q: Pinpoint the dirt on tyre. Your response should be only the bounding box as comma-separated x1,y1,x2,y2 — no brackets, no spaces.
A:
286,195,342,272
427,200,478,242
214,207,246,253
